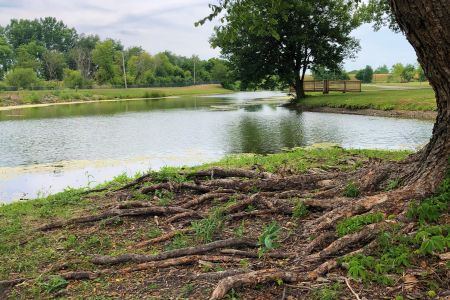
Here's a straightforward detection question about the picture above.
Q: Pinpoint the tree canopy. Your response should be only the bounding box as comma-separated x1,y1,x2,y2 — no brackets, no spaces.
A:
208,0,361,100
0,18,233,89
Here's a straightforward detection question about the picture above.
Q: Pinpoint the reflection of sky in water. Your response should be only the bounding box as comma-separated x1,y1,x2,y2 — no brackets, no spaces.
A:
0,92,434,203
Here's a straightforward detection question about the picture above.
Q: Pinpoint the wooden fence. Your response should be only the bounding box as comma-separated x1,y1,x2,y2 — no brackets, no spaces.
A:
300,80,362,93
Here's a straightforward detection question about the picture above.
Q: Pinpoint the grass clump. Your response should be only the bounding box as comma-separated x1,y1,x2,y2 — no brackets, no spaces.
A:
343,181,360,198
312,282,342,300
191,208,225,242
40,275,69,294
292,199,309,219
166,233,192,251
258,222,282,257
336,212,384,237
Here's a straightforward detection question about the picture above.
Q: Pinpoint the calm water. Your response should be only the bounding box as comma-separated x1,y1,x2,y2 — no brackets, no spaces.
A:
0,91,434,202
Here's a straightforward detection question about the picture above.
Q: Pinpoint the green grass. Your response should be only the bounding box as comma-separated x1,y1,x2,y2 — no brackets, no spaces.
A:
300,88,436,111
0,84,232,107
0,147,412,283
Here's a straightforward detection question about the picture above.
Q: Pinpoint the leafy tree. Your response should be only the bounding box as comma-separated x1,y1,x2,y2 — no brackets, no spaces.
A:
42,50,66,80
390,63,404,82
127,52,155,84
401,64,416,82
92,39,122,85
206,0,360,100
5,17,77,51
69,34,99,79
15,41,46,73
416,65,427,82
0,36,13,79
374,64,389,74
5,67,39,88
312,66,350,80
355,65,374,83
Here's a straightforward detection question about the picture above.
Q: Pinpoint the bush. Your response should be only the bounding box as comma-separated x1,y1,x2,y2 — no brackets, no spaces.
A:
0,81,7,91
5,68,40,89
355,66,374,83
63,69,91,89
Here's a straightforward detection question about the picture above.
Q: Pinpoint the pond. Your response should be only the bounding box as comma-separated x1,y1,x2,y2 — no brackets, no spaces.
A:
0,91,434,203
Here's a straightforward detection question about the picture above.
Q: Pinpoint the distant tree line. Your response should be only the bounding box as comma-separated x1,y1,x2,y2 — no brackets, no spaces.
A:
0,17,236,90
312,63,427,84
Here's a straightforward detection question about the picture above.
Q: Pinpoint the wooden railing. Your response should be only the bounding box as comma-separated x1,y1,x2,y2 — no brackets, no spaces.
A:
296,80,362,93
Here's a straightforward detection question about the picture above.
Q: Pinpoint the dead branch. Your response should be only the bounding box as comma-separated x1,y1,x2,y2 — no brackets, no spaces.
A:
134,228,192,248
220,249,291,259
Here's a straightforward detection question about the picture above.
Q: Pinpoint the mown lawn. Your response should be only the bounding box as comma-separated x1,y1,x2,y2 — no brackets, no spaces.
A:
301,88,436,111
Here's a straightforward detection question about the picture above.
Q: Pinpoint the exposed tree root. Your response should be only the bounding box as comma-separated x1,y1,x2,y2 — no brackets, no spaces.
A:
190,269,250,281
219,249,291,259
189,168,272,180
118,255,243,274
92,238,257,265
134,228,193,248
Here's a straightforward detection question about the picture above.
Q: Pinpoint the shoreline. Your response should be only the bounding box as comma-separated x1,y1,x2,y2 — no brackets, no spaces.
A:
0,95,180,112
294,105,437,120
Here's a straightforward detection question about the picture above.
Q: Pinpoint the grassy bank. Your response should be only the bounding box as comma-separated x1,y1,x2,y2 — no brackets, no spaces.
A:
300,87,436,112
0,84,232,107
1,146,429,299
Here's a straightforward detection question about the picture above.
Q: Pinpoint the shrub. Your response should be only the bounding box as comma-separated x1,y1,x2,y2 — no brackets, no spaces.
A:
343,182,360,198
5,68,40,89
336,212,384,237
63,69,89,89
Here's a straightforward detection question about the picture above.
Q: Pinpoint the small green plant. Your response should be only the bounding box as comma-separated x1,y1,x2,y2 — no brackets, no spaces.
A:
336,212,384,237
180,283,194,297
147,282,159,290
155,190,175,206
385,178,400,191
413,225,449,255
258,222,282,257
41,276,68,293
343,182,360,198
312,282,342,300
225,288,240,300
191,208,224,242
147,225,163,239
292,199,309,219
166,233,191,251
233,220,246,238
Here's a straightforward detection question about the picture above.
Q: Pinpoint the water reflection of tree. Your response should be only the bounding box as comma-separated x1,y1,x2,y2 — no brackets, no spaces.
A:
227,112,307,154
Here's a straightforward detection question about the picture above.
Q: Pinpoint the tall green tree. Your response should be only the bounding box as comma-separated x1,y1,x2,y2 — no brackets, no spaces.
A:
202,0,360,100
0,36,13,79
312,66,350,80
92,39,123,85
400,63,415,82
42,50,66,80
355,65,374,83
69,34,99,79
374,64,389,74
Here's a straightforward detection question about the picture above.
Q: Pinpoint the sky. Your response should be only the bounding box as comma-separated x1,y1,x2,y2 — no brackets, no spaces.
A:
0,0,418,71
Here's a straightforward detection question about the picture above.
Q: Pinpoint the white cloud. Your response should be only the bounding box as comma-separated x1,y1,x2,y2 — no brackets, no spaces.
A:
0,1,417,68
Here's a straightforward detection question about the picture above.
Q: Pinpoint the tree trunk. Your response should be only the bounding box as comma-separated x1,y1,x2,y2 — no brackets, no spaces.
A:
389,0,450,192
295,75,305,101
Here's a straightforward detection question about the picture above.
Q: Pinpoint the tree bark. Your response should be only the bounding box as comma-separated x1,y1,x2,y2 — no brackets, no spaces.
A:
389,0,450,192
294,73,305,101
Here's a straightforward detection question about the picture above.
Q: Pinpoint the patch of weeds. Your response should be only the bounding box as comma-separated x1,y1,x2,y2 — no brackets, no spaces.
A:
413,225,449,255
147,282,159,290
155,190,175,206
180,283,194,297
385,178,401,191
225,288,240,300
343,181,360,198
191,208,224,242
336,212,384,237
79,235,112,254
64,234,78,250
239,259,250,269
312,282,342,300
258,222,281,257
245,205,256,212
154,167,188,183
147,225,163,239
407,176,449,224
166,233,192,251
340,244,411,285
292,199,309,219
132,191,149,201
40,275,68,293
233,220,246,238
